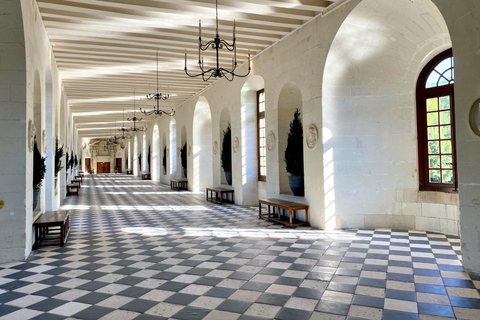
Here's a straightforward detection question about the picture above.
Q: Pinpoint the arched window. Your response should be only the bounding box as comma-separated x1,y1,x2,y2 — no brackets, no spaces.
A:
416,49,456,192
257,89,266,181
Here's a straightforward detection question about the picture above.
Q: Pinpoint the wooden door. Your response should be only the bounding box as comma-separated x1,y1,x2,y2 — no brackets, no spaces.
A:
97,162,104,174
85,158,91,173
116,158,122,173
104,162,110,173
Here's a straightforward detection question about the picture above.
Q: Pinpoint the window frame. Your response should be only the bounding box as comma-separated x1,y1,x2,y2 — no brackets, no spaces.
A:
416,48,457,192
257,89,266,182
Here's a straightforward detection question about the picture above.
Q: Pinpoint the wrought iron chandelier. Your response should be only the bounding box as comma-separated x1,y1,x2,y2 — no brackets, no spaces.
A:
117,107,132,139
140,51,174,116
128,91,147,132
184,0,251,81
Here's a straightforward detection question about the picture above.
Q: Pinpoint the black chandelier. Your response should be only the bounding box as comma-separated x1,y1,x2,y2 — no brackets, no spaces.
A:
184,0,251,81
140,51,174,116
128,91,147,132
117,107,132,139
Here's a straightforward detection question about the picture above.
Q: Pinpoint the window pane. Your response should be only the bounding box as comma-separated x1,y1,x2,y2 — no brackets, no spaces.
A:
438,77,449,86
439,96,450,110
426,72,439,88
442,155,453,169
426,98,438,111
442,170,453,184
440,125,451,139
428,127,439,140
429,155,440,169
434,58,451,74
439,111,450,125
429,170,441,183
259,118,265,128
443,69,452,81
427,113,438,126
260,167,266,176
441,141,452,154
428,141,440,154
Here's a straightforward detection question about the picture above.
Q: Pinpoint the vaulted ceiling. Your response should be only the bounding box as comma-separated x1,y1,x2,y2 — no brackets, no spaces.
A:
36,0,338,139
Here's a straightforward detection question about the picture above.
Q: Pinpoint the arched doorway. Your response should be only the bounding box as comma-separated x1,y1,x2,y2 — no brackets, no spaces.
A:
193,97,213,191
133,135,139,176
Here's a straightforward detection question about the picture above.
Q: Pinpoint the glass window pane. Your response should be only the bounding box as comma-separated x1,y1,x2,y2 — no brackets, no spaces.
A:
434,58,451,74
439,111,450,125
259,119,265,128
439,96,450,110
260,138,265,147
260,167,266,176
440,125,451,139
443,69,452,81
429,170,441,183
441,141,452,154
438,77,449,86
429,155,440,169
426,72,439,88
442,155,453,169
428,141,440,154
426,98,438,111
427,113,438,126
428,127,439,140
442,170,453,184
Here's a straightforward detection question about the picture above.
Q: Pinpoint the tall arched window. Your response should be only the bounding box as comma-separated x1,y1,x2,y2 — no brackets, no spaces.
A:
416,49,456,192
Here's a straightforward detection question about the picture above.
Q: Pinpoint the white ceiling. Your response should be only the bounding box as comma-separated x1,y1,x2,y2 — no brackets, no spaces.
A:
36,0,337,139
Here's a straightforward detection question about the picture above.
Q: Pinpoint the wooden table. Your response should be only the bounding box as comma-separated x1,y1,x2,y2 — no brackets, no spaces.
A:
142,173,151,180
66,184,79,196
259,198,309,227
171,179,188,191
71,179,81,188
33,210,70,249
206,187,235,204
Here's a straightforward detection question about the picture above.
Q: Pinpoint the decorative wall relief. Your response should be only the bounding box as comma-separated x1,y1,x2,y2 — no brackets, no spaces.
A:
213,140,218,154
188,145,192,156
469,98,480,136
233,137,239,153
28,120,36,152
267,131,275,151
306,124,319,150
82,142,87,149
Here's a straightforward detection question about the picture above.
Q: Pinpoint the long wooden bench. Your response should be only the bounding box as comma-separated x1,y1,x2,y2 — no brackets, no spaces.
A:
33,210,70,249
142,173,151,180
66,184,79,196
259,198,309,228
171,179,188,191
71,179,81,188
206,187,234,204
75,175,83,182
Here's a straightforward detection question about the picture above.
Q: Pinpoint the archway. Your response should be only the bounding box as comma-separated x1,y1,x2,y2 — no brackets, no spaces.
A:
133,135,139,176
240,75,265,205
278,82,303,196
44,67,55,211
322,0,451,231
169,118,177,179
142,133,147,174
193,97,213,191
152,125,160,181
33,70,43,218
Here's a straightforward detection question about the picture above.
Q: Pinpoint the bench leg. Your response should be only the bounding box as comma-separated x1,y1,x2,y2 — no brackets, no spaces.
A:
289,210,293,227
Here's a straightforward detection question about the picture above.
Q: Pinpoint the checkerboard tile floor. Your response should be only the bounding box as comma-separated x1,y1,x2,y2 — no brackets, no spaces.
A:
1,175,480,320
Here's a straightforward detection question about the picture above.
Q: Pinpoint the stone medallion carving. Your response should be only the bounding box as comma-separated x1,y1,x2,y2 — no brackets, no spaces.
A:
28,120,36,152
233,137,239,153
267,131,275,152
82,142,87,149
188,145,192,156
469,98,480,136
306,124,319,150
213,140,218,154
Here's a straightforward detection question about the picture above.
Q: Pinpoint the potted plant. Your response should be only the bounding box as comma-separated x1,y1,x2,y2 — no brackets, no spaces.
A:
33,138,46,211
65,151,69,181
54,138,64,189
181,143,187,178
284,109,304,196
162,146,167,174
221,123,232,185
147,145,151,173
74,155,78,174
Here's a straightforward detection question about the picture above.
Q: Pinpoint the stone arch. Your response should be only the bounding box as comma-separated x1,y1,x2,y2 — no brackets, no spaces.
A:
152,124,160,181
193,96,213,191
239,75,265,205
322,0,451,231
133,135,139,176
278,82,303,196
169,119,177,179
219,108,231,185
44,67,55,211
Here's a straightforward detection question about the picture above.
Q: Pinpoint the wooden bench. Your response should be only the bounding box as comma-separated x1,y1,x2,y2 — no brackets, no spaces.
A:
171,179,188,191
259,198,309,228
71,179,81,188
66,184,79,196
126,169,133,175
206,187,234,204
75,175,83,182
142,173,151,180
33,210,70,249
